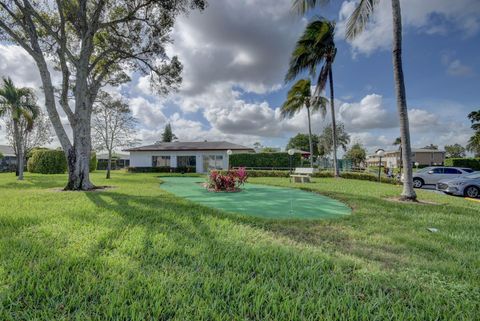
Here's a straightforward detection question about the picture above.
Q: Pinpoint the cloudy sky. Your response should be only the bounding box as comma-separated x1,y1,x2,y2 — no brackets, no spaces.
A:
1,0,480,154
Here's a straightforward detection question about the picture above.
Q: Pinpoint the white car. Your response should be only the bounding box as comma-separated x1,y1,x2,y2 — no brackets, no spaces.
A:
410,167,473,188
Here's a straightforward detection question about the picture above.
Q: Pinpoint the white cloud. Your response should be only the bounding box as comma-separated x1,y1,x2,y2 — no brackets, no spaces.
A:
339,94,397,130
337,0,480,55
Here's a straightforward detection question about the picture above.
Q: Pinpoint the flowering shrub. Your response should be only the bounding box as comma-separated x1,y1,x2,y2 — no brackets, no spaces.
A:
207,168,248,192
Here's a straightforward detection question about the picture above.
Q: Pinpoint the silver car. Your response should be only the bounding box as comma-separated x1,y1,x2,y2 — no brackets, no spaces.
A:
436,172,480,198
411,166,474,188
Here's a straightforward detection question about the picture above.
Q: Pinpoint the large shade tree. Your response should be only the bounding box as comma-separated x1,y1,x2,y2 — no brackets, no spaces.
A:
0,77,39,180
281,79,327,167
286,17,338,175
293,0,416,200
0,0,206,190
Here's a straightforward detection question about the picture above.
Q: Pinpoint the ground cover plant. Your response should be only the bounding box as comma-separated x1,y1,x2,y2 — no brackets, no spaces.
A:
0,171,479,320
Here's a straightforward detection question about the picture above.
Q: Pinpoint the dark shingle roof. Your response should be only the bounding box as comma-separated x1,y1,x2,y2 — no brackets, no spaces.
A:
0,145,15,157
125,141,254,152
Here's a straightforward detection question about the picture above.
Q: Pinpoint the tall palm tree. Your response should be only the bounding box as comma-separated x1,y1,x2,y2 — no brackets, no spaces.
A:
293,0,417,201
281,79,327,167
0,78,39,180
286,18,339,176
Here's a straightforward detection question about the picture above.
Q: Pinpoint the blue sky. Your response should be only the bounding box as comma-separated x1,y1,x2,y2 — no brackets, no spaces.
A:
0,0,479,153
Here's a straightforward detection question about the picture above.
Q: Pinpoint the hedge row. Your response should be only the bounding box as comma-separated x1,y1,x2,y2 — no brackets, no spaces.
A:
127,166,196,173
230,152,301,168
444,158,480,170
215,169,397,184
27,150,97,174
27,150,67,174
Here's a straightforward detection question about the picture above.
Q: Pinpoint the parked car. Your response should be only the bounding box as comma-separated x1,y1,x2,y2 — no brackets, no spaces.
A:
436,171,480,198
403,167,474,188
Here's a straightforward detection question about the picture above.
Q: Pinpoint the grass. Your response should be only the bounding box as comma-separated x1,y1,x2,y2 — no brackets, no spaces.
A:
0,171,479,320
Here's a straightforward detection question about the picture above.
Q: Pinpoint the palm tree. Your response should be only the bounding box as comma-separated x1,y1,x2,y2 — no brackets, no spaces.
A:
0,78,39,180
293,0,417,201
281,79,327,167
285,18,339,176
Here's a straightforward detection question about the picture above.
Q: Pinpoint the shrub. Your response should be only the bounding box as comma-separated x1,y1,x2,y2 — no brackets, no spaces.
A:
28,150,67,174
207,168,248,192
90,152,98,172
127,166,196,173
230,152,301,168
444,158,480,170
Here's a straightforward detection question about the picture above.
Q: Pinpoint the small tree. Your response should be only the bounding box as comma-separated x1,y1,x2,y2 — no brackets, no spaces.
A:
344,143,366,168
161,123,177,143
467,110,480,157
318,123,350,157
286,133,320,156
0,78,39,180
92,93,138,179
6,109,53,173
445,144,466,158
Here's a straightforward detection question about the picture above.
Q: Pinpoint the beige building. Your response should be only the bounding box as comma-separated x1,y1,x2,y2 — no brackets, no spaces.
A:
366,149,446,168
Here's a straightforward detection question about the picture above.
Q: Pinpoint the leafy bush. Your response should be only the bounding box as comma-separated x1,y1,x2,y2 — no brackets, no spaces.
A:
27,150,67,174
90,152,98,172
128,166,196,173
444,158,480,170
230,152,301,168
207,168,248,192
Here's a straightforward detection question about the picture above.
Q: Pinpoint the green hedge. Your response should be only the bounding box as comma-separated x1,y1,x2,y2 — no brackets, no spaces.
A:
28,150,67,174
127,166,196,173
27,149,98,174
230,153,301,168
444,158,480,170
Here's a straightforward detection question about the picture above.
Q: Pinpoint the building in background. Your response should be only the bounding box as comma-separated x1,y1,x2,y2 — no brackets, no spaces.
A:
126,141,254,173
0,145,16,172
366,149,446,168
96,152,130,170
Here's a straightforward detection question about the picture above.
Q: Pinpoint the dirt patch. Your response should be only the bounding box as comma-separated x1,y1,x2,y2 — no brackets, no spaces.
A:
385,197,442,206
50,186,117,193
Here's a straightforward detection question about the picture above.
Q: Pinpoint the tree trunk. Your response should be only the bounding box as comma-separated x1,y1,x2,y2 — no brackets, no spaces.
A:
13,120,24,180
106,149,112,179
306,106,314,168
329,69,339,177
391,0,416,201
64,117,94,190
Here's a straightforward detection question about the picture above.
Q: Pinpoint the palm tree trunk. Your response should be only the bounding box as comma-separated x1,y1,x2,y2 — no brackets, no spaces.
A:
13,120,24,180
306,106,314,168
329,69,339,177
391,0,416,201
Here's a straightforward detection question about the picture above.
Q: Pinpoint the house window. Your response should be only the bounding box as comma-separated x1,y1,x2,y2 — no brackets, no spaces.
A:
152,156,170,167
203,155,223,171
177,156,196,167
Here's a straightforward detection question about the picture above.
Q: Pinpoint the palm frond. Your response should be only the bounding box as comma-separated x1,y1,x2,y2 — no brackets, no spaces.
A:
285,17,336,83
310,95,328,118
345,0,378,40
281,79,312,118
291,0,330,15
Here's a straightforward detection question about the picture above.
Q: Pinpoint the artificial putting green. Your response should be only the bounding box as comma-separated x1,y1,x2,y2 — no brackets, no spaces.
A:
160,176,351,219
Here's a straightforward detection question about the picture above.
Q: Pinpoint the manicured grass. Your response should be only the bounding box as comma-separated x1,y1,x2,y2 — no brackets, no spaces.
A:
0,171,479,320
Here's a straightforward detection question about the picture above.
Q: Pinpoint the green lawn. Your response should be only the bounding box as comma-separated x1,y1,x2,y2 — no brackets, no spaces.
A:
0,171,479,320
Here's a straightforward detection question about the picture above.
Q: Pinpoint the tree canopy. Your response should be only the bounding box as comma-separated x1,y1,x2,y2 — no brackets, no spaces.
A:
344,143,367,168
286,133,320,156
161,123,178,143
318,123,350,157
445,144,466,159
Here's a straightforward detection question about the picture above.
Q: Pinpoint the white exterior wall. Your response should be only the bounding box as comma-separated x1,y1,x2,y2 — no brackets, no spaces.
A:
129,150,232,173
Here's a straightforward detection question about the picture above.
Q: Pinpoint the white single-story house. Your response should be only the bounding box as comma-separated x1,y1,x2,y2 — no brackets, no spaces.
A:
125,141,254,173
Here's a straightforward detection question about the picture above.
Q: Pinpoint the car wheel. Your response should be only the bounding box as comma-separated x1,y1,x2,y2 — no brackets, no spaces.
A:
413,178,424,188
464,186,480,198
